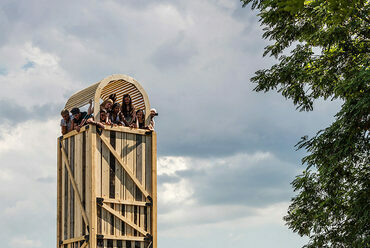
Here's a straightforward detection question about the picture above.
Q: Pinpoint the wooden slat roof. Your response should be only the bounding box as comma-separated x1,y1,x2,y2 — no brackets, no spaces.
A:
64,74,150,121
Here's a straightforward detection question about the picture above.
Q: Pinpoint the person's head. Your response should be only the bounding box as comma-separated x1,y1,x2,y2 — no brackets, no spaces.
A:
112,103,121,114
101,99,113,110
150,108,158,118
61,109,70,121
136,109,144,121
123,94,132,105
71,108,81,120
122,94,133,113
100,109,107,122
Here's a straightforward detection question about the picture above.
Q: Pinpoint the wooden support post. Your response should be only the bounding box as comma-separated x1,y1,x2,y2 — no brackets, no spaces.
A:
89,126,97,248
151,132,157,248
57,137,63,248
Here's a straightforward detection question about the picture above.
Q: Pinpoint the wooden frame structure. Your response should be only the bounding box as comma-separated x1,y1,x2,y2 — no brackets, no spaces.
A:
57,75,157,248
65,74,151,124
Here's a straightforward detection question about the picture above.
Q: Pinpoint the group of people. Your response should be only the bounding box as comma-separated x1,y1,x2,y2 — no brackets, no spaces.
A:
60,93,157,135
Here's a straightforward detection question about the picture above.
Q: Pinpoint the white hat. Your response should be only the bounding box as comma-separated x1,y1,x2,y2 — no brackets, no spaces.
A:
150,108,157,113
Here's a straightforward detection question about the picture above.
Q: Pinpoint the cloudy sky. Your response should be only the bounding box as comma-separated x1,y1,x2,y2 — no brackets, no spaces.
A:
0,1,341,247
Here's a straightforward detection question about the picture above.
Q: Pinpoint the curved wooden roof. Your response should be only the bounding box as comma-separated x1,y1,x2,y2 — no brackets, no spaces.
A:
65,74,151,122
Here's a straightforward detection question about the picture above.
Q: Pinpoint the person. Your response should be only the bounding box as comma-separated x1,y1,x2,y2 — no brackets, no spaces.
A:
70,107,96,132
136,109,146,129
100,109,109,125
100,98,113,112
60,109,73,135
148,108,158,131
121,94,136,127
110,102,125,125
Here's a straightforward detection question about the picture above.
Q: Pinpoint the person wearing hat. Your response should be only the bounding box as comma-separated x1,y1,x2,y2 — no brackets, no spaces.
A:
148,108,158,131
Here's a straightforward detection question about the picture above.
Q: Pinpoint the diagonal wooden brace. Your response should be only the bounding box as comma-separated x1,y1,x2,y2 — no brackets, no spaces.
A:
60,236,85,245
60,142,90,229
101,202,149,236
99,134,151,200
80,241,88,248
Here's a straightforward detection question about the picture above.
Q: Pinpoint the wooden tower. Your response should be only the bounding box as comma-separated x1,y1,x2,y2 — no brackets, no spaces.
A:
57,74,157,248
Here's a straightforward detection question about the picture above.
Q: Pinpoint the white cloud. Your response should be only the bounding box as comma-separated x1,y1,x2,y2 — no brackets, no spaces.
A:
9,236,41,248
0,42,81,108
0,119,58,246
158,156,189,175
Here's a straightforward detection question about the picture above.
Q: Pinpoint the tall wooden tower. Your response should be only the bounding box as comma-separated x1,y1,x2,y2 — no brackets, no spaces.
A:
57,75,157,248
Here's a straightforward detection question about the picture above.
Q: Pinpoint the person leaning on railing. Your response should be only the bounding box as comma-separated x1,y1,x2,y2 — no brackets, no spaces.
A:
70,107,105,132
60,109,73,135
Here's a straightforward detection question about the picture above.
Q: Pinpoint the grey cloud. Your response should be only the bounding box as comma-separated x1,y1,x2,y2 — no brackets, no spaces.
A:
36,176,55,183
0,99,62,125
160,154,298,208
150,32,198,69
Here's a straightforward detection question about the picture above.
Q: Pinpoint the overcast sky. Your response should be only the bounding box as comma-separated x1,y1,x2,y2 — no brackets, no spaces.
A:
0,1,341,248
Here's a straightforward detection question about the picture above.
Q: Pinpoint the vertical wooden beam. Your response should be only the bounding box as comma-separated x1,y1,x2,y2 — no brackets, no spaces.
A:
89,126,97,248
57,137,63,248
151,132,157,248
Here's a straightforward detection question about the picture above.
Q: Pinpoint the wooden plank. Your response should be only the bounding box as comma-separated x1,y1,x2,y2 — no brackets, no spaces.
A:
75,133,82,238
102,198,146,207
60,142,89,228
109,132,117,237
80,241,88,248
137,135,145,239
101,203,148,236
145,136,152,193
96,128,103,236
85,127,92,247
61,236,85,245
115,132,123,237
144,136,152,235
88,125,97,248
82,132,87,235
151,132,157,248
69,136,75,239
99,134,151,199
57,137,63,247
121,133,127,238
100,235,145,242
115,132,122,200
125,133,134,241
62,125,88,139
102,130,111,235
64,138,69,240
104,126,149,136
96,129,102,197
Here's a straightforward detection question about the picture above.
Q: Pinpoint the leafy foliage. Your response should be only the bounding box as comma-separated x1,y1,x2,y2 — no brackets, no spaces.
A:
241,0,369,247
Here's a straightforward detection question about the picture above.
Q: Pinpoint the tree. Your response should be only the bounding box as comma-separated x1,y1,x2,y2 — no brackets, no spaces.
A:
241,0,369,247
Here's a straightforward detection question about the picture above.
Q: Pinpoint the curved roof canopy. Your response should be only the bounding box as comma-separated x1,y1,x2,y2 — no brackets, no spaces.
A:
65,74,151,121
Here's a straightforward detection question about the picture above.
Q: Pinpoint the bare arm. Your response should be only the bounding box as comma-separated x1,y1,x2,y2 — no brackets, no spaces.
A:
88,99,93,115
61,126,67,135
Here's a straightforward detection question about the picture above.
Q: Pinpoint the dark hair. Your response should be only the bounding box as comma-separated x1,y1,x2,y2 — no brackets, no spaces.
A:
112,102,121,110
61,109,69,116
71,107,80,115
121,94,134,117
136,109,144,115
